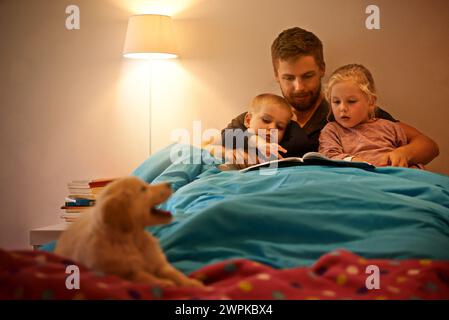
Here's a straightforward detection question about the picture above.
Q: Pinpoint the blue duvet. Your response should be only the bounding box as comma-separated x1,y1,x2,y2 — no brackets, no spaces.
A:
132,144,449,274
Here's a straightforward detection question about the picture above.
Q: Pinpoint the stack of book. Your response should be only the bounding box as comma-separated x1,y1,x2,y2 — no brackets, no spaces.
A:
61,178,117,222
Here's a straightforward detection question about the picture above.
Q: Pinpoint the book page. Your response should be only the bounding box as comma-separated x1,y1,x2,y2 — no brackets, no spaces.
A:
302,152,329,160
239,157,303,172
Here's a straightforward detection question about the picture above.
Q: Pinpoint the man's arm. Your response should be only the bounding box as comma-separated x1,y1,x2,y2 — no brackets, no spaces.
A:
221,112,247,132
375,107,439,166
390,122,439,166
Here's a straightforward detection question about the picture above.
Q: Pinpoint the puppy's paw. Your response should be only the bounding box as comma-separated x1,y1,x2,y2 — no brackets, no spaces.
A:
152,278,176,287
182,278,205,288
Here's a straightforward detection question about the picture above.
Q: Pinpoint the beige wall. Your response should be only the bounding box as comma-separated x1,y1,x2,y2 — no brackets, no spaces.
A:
1,0,448,249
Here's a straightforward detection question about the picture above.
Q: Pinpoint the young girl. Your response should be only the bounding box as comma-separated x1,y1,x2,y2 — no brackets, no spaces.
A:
319,64,419,168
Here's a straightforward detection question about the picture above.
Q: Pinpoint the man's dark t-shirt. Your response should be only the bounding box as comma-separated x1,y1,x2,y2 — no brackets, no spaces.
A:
221,99,397,158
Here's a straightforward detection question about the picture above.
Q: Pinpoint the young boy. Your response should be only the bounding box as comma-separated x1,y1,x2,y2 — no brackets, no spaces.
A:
205,93,292,169
243,93,292,144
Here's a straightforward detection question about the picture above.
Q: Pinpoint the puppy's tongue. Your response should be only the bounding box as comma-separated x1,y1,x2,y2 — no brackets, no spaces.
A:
151,207,172,217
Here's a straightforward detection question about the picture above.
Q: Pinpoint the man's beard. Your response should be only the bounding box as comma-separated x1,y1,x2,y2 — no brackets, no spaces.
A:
285,84,322,112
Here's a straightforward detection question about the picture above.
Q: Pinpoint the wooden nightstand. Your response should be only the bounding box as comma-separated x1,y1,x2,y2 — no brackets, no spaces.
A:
29,222,69,249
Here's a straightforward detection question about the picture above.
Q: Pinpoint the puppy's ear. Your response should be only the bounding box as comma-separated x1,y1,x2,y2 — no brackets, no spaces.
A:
101,193,133,233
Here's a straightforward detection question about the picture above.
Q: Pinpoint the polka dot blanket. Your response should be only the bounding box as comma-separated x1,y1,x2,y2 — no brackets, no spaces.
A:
1,248,448,300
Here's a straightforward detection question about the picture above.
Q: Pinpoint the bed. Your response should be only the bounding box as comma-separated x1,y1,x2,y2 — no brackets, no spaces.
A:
1,143,449,300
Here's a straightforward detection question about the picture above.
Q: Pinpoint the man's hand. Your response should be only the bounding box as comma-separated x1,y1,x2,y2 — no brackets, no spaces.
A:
398,122,439,165
354,150,409,167
385,147,410,167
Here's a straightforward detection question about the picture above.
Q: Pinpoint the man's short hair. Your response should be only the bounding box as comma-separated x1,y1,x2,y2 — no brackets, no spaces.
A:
271,27,325,74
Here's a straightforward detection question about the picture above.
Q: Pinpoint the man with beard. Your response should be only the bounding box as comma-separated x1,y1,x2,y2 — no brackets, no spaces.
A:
221,27,439,167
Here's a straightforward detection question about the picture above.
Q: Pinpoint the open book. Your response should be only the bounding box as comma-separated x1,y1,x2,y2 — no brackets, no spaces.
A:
239,152,375,172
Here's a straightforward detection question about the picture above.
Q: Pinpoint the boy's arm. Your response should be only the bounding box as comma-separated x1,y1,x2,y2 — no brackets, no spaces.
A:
388,122,439,166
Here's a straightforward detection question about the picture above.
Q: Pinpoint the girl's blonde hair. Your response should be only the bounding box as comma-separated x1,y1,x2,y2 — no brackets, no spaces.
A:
325,64,378,121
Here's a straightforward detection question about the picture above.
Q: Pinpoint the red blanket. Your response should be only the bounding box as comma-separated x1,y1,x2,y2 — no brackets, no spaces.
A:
1,248,448,300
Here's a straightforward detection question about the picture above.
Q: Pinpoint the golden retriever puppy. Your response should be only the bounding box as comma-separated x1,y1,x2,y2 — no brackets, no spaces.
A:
55,176,203,288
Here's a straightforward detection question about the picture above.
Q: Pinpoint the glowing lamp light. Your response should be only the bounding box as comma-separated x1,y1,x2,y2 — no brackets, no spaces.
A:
123,14,178,60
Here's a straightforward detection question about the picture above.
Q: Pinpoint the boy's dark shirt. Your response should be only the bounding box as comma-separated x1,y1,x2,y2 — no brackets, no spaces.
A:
221,99,397,158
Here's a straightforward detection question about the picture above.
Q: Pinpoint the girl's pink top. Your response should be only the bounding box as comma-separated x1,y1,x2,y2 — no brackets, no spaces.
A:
319,118,408,166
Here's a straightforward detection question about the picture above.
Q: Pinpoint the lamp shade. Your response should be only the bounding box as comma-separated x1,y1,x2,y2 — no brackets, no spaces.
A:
123,14,178,59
